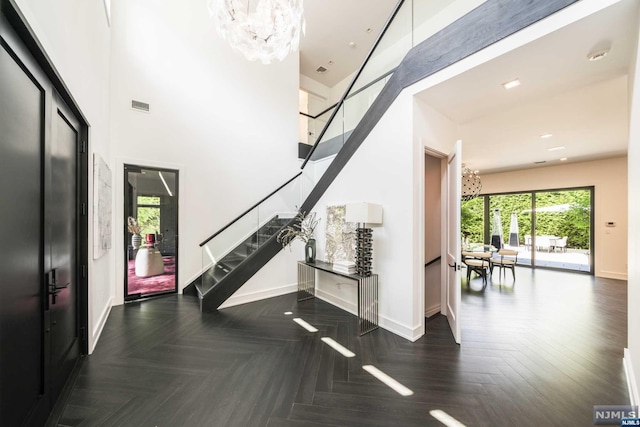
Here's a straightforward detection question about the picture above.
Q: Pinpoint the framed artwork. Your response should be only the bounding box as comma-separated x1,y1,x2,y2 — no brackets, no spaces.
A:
93,154,112,259
324,205,357,263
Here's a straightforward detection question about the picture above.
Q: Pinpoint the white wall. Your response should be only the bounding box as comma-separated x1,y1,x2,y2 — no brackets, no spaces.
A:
309,92,418,340
13,0,114,353
300,74,331,101
626,2,640,406
480,157,628,280
109,0,301,306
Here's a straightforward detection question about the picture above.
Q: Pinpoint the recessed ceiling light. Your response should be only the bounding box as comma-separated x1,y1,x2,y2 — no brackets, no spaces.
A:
502,78,521,90
548,146,565,152
540,133,553,139
560,157,568,161
588,48,609,62
328,60,334,66
348,41,357,48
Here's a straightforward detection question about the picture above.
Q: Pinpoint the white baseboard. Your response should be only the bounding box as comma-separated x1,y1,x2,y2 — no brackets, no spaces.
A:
315,289,422,342
624,348,639,406
598,271,628,281
90,296,113,354
425,304,441,318
218,283,297,309
379,314,423,342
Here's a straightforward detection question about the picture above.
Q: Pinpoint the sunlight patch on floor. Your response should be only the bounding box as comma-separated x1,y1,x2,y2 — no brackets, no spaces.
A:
362,365,413,396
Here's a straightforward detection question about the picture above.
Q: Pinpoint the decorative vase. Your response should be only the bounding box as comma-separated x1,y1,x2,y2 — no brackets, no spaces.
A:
305,238,316,263
131,233,142,249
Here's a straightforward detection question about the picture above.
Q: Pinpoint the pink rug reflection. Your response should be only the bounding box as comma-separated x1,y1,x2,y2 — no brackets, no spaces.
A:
127,256,176,295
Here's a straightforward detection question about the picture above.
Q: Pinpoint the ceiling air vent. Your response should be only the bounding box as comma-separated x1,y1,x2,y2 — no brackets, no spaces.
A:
534,161,546,164
131,100,150,113
315,66,328,74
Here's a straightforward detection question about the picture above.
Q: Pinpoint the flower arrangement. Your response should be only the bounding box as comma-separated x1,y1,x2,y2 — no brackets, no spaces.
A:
277,211,319,247
127,216,141,235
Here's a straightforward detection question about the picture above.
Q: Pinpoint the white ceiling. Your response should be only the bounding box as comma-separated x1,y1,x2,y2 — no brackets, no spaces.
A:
416,0,638,174
299,0,397,87
298,1,483,88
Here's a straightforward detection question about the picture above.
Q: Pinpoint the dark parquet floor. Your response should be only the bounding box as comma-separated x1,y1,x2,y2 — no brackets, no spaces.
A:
56,268,628,426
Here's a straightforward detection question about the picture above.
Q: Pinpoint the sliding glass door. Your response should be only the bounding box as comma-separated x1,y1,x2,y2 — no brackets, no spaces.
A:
124,165,179,300
461,187,593,273
488,193,532,267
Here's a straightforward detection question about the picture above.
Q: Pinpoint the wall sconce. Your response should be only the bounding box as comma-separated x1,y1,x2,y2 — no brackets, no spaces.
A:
345,203,383,276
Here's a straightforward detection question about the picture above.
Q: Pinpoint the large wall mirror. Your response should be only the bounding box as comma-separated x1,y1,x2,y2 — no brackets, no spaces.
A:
124,165,179,300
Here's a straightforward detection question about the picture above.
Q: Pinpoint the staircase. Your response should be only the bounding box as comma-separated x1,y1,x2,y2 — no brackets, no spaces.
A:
193,215,292,310
186,0,577,312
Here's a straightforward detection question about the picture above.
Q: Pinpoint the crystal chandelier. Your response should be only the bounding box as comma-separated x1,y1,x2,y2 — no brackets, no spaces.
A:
208,0,306,64
461,164,482,201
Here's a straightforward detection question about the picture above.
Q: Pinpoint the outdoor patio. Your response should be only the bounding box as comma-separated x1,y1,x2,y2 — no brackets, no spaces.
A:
505,245,590,271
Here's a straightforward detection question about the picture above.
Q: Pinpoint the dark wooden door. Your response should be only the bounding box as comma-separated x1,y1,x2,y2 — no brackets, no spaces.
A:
0,13,81,426
48,96,80,403
0,23,48,427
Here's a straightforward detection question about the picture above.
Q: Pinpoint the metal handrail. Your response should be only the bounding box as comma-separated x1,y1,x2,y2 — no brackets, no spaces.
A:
199,172,302,247
425,256,442,268
299,68,396,121
300,0,405,169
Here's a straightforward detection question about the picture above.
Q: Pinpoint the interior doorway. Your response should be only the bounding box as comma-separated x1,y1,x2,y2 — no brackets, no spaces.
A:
124,165,179,300
424,153,443,318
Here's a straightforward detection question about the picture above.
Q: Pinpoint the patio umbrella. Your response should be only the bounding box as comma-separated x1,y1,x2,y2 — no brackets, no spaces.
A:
509,211,519,247
491,209,503,249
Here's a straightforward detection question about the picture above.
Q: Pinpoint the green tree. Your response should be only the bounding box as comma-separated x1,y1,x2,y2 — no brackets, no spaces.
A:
461,197,484,243
137,207,160,235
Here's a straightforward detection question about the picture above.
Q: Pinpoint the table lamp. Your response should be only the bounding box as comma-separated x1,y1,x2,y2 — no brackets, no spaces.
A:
345,202,383,276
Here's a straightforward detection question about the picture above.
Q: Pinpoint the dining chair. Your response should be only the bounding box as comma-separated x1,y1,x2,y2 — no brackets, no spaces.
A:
462,251,491,288
490,249,518,281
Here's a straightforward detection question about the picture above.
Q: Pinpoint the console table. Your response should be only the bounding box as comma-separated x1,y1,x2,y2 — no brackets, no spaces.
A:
297,260,379,336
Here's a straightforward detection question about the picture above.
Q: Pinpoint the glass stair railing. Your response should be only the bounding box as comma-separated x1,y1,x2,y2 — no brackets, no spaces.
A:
300,0,488,165
195,172,311,302
193,0,499,311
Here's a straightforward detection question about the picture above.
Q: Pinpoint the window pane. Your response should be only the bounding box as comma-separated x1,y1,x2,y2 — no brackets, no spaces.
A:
461,197,484,245
137,207,160,235
488,193,532,266
138,196,160,205
534,190,590,271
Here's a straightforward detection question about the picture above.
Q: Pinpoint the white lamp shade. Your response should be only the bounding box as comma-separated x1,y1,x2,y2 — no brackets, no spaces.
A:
345,203,383,225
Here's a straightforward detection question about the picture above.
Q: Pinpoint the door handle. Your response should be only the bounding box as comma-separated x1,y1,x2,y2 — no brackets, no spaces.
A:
47,268,69,304
448,263,464,271
52,283,70,291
